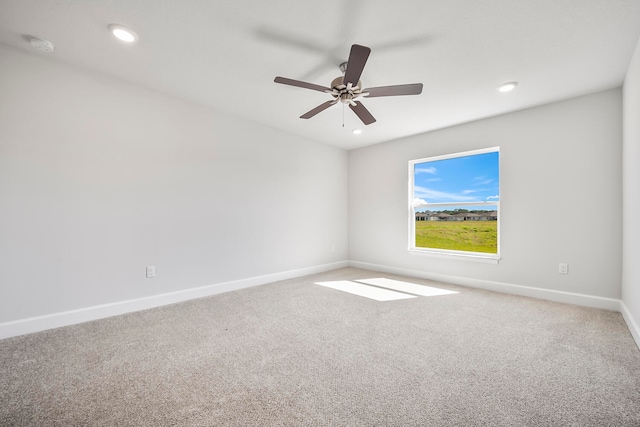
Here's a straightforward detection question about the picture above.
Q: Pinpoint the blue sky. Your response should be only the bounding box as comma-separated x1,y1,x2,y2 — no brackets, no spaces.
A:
413,151,499,211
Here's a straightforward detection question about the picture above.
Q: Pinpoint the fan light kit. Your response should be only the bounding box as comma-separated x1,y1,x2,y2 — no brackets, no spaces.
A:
28,37,54,53
108,24,138,42
498,81,518,92
274,44,423,126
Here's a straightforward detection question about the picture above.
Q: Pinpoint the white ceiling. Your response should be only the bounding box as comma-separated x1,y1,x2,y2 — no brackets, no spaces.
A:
1,0,639,150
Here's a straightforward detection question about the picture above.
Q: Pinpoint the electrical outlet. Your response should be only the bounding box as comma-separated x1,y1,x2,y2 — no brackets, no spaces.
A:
559,263,568,275
146,266,156,278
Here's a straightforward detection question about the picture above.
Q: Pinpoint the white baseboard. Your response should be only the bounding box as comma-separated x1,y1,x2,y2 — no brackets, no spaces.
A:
620,301,640,350
351,261,640,349
4,259,636,350
349,260,622,311
0,261,349,340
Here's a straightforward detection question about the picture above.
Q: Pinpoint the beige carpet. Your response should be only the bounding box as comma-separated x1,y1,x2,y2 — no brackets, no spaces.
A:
1,267,639,426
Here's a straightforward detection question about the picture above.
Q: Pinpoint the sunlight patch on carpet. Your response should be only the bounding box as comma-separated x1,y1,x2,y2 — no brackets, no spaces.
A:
314,280,417,301
356,278,458,297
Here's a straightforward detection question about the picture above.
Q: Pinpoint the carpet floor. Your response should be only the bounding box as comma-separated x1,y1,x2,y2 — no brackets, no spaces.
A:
1,267,639,426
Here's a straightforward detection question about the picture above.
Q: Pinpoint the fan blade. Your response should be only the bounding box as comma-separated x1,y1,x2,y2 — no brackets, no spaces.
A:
274,77,330,93
300,100,337,119
363,83,423,98
349,101,376,125
343,44,371,86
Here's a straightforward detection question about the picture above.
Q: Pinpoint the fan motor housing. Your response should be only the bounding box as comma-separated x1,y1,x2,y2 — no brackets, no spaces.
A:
330,76,363,104
330,76,362,90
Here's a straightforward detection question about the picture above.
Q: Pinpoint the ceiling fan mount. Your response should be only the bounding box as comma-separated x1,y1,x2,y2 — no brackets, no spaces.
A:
274,44,423,126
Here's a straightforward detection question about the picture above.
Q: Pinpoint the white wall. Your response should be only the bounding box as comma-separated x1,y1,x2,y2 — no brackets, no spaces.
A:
349,89,622,301
0,45,348,324
1,40,633,340
622,36,640,343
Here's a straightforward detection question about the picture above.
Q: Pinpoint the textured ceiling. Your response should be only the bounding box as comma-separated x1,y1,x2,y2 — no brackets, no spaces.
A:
1,0,639,150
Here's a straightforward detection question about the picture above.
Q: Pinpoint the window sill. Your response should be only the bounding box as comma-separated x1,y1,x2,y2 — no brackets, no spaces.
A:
409,248,501,264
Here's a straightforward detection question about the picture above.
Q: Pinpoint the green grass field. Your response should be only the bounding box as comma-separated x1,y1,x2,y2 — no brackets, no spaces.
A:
415,220,497,253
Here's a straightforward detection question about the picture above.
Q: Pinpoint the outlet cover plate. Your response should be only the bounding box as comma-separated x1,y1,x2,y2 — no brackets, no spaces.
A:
559,263,568,274
146,266,156,278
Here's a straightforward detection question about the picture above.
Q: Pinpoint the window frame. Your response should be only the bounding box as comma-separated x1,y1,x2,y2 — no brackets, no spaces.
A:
408,147,501,263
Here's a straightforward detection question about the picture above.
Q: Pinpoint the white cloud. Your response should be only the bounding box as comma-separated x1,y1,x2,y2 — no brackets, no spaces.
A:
413,198,429,207
486,195,500,200
474,179,493,186
462,190,476,195
414,186,478,202
415,166,437,174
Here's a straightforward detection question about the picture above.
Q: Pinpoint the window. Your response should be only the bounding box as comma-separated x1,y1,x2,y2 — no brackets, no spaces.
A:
409,147,500,259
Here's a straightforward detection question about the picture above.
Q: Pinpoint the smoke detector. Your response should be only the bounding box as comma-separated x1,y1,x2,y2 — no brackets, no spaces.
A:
28,36,54,53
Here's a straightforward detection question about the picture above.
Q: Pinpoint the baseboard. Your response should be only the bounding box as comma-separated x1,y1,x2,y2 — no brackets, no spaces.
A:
349,260,622,311
620,301,640,350
3,260,633,345
0,260,349,340
354,260,640,349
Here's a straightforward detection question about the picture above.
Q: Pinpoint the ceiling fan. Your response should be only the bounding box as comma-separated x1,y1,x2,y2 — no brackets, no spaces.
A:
274,44,423,125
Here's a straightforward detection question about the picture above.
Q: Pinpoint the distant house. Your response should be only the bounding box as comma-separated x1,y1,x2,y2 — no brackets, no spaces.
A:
413,212,452,221
432,213,450,221
415,211,498,221
479,211,498,221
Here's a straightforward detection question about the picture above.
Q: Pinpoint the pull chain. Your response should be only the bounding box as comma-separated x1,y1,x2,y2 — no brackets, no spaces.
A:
342,104,345,128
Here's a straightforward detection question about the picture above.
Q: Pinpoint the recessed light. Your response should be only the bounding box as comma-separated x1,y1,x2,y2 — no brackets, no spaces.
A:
498,82,518,92
352,129,362,135
108,24,138,43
